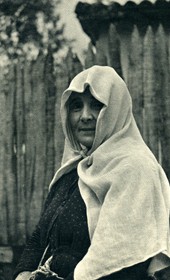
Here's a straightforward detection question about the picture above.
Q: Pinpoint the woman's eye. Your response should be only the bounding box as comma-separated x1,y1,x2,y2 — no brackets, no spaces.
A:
70,101,83,111
91,101,103,111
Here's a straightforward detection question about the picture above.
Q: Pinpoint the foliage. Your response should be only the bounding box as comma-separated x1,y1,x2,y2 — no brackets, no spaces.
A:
0,0,66,58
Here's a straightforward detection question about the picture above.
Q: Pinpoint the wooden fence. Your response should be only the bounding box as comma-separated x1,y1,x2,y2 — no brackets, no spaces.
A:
0,23,169,279
0,52,83,250
85,23,170,178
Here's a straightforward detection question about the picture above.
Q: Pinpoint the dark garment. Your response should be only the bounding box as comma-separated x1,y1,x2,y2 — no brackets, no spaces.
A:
14,169,151,280
13,169,90,279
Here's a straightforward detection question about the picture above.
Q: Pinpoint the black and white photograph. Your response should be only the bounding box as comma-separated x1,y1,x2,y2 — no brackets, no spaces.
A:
0,0,170,279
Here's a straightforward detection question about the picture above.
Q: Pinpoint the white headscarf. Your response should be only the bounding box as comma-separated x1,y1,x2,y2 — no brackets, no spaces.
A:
50,66,170,280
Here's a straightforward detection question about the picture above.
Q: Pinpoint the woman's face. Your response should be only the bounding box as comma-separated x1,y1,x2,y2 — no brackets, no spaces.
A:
68,89,103,149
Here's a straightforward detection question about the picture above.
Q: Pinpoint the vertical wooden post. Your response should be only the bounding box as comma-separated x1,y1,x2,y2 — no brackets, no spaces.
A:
4,63,17,245
0,66,8,244
108,24,122,77
15,59,26,244
155,25,170,180
65,48,83,82
43,52,56,197
26,54,46,235
85,42,96,68
54,65,67,171
143,26,159,159
95,29,108,66
24,58,36,238
128,26,144,135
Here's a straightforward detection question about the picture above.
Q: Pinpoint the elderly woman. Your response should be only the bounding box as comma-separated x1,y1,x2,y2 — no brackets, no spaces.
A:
14,66,170,280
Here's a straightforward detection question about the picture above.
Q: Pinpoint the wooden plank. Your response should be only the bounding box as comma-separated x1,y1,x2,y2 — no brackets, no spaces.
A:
0,66,8,244
155,25,170,180
95,35,108,66
65,49,83,82
15,59,26,244
23,58,36,238
93,24,109,66
127,25,144,134
43,52,56,197
143,26,159,159
27,54,46,234
4,63,18,245
84,42,96,68
108,24,122,76
54,65,67,171
117,21,134,82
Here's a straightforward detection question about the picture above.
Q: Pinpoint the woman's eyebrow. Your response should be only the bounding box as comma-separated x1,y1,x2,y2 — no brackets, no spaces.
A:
69,97,80,103
68,97,81,108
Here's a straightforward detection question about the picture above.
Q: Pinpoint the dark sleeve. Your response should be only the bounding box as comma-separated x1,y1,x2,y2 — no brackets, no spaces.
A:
154,265,170,279
13,187,57,279
65,272,74,280
13,224,46,279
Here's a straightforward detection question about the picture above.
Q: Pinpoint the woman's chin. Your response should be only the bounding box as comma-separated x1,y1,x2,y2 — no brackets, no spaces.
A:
79,137,94,150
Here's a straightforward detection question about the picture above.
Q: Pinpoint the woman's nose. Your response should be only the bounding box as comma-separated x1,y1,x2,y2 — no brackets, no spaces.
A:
80,105,93,121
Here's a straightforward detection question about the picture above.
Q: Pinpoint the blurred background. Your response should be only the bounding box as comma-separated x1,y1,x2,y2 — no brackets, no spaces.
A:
0,0,169,279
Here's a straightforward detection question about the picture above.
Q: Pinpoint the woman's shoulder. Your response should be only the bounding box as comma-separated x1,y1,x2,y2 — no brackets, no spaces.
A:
48,168,78,200
51,168,78,189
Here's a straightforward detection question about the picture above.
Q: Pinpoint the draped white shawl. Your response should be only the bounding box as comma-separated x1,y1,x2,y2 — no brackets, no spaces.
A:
50,66,170,279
